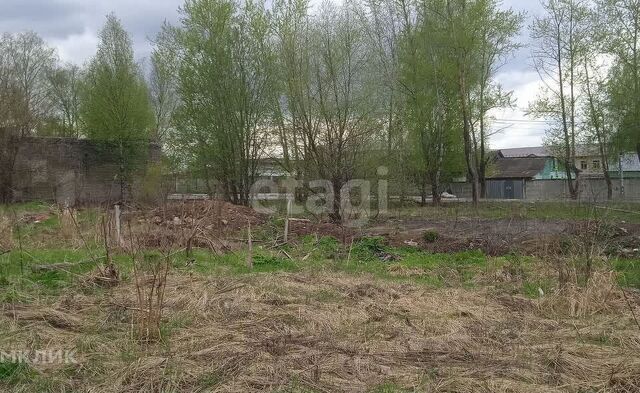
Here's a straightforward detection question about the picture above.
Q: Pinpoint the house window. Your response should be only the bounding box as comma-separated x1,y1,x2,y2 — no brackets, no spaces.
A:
580,160,588,170
592,160,601,170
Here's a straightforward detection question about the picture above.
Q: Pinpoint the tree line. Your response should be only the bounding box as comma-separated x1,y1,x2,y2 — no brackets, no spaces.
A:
0,0,638,216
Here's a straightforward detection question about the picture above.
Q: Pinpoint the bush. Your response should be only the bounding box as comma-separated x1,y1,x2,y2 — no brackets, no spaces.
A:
317,236,340,258
352,237,386,261
423,230,439,243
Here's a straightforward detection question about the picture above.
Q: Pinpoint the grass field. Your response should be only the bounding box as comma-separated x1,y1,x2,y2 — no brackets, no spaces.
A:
0,201,639,392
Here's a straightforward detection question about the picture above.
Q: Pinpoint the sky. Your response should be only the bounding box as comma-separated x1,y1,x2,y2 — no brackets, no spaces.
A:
0,0,549,149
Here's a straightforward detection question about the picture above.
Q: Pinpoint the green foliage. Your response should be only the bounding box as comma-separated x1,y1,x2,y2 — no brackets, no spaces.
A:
317,236,340,258
613,258,640,289
422,230,439,243
352,237,387,261
253,254,286,267
368,382,410,393
161,0,275,204
80,14,153,190
0,361,32,383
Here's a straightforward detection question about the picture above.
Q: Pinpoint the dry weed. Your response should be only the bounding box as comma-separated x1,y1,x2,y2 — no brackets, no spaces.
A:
539,270,632,318
0,214,13,251
4,272,638,392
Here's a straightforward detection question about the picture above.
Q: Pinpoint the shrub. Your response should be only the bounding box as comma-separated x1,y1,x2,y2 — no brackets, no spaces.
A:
317,236,340,258
352,237,386,261
423,230,439,243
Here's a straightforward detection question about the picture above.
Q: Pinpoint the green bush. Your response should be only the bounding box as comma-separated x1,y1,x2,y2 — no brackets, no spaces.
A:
352,237,386,261
423,230,439,243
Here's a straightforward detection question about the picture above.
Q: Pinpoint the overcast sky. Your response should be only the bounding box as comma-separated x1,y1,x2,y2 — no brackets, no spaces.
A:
0,0,550,149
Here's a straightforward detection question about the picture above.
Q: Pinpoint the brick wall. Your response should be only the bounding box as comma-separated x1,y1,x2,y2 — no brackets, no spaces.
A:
10,137,161,205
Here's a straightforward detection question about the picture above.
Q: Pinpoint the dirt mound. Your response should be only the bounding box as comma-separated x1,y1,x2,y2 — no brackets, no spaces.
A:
367,217,640,257
133,200,266,251
150,200,265,232
288,220,359,244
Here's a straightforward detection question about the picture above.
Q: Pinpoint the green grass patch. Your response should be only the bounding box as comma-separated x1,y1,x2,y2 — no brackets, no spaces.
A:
523,279,554,299
0,361,32,383
613,258,640,289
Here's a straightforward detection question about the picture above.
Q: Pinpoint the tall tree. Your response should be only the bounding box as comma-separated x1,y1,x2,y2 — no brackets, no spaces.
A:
580,6,616,199
428,0,490,206
362,0,411,204
47,63,81,137
599,0,640,161
164,0,274,205
272,0,378,220
469,2,523,198
80,14,154,199
398,0,464,206
530,0,590,200
149,25,180,143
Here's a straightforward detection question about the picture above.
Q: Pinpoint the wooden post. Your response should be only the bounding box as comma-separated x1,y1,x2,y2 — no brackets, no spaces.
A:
284,198,292,243
114,204,122,247
246,220,253,269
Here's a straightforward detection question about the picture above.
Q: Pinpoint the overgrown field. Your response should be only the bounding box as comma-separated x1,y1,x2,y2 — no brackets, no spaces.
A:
0,201,639,392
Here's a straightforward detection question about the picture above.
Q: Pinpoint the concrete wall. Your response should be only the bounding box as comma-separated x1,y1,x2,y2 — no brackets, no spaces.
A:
486,179,525,199
525,178,640,202
10,137,161,205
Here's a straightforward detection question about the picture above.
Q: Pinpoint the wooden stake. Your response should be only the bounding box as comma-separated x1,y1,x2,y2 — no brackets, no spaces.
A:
114,204,122,246
284,198,292,243
247,220,253,269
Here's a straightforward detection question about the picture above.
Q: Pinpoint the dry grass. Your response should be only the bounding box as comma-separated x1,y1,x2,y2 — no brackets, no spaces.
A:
0,214,13,252
2,271,639,392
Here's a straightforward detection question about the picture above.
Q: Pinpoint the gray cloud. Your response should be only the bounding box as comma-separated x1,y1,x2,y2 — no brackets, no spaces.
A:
0,0,548,147
0,0,183,64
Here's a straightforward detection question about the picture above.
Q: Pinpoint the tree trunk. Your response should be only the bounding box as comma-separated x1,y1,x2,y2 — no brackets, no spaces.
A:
604,169,613,201
458,72,480,206
330,179,342,223
431,180,441,207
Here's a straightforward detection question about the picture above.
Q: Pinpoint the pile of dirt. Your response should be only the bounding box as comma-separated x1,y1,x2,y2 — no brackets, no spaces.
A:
149,200,265,232
367,217,640,257
131,200,266,251
288,220,359,244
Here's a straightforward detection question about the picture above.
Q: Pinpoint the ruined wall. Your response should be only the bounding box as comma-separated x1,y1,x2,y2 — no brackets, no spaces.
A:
10,137,161,205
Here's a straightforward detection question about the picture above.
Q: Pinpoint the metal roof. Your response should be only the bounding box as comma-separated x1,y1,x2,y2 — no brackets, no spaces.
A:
498,147,550,158
488,157,548,179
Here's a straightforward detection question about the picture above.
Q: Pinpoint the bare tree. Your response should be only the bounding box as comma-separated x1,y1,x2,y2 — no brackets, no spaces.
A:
47,63,81,137
469,3,523,198
0,32,56,203
149,25,180,143
530,0,590,200
273,1,378,221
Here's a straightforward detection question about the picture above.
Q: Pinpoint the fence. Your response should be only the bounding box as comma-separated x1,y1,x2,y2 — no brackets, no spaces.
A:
525,178,640,202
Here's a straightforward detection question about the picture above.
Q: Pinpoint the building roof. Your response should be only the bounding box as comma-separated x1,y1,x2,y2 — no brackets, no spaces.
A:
499,145,602,158
498,146,550,158
615,153,640,172
488,157,548,179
